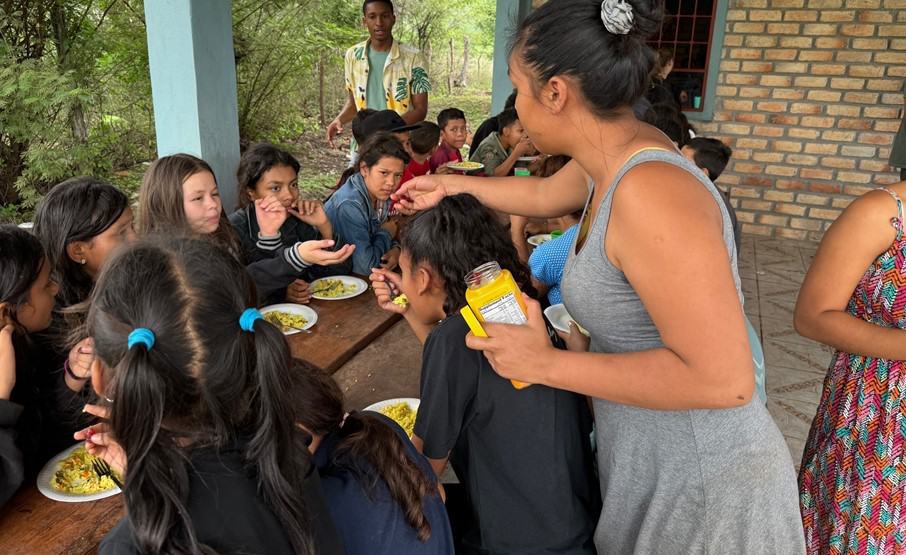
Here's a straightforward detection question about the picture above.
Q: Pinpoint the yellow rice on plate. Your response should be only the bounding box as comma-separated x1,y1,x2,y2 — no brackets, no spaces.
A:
311,278,359,298
379,402,417,437
264,310,309,332
50,446,118,495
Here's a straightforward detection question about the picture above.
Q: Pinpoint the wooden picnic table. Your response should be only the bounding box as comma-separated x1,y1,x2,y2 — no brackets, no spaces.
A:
0,485,123,555
287,282,401,373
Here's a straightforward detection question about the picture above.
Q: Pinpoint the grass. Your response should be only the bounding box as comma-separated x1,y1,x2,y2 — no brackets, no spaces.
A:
428,88,494,132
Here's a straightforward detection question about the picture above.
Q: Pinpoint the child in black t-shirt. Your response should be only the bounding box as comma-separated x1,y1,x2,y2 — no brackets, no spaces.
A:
370,194,599,555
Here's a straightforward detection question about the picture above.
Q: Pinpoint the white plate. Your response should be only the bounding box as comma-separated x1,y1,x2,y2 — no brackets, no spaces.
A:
36,443,121,503
310,276,368,301
527,234,552,247
363,397,420,414
544,303,590,336
446,161,484,172
260,303,318,335
363,398,420,438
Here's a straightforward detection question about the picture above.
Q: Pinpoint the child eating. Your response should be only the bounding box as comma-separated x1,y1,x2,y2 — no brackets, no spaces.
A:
230,143,351,304
369,194,599,554
292,360,454,554
80,236,343,553
138,153,353,302
470,109,534,177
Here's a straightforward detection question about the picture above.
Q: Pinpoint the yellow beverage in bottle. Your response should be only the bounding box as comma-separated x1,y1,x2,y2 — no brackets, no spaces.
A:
464,261,531,389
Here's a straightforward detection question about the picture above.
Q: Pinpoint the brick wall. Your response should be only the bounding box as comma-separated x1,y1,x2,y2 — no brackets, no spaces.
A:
696,0,906,241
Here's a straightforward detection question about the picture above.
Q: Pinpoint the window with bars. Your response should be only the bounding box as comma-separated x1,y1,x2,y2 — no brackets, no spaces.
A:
649,0,719,113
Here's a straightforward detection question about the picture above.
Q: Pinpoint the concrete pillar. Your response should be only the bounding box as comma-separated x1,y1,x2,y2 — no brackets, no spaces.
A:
490,0,534,116
145,0,241,211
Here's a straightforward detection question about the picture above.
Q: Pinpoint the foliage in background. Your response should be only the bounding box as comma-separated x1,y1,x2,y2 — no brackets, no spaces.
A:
0,0,498,222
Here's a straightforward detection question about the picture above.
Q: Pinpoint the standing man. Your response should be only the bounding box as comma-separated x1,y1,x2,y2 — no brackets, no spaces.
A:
326,0,430,147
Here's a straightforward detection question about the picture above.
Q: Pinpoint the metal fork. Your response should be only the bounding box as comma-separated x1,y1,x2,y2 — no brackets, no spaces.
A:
92,458,124,489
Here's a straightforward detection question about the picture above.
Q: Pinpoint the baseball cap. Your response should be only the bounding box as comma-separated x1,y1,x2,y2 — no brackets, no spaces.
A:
358,109,423,139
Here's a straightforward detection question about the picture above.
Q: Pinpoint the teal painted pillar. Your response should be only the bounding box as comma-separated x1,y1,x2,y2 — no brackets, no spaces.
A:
490,0,533,115
145,0,241,211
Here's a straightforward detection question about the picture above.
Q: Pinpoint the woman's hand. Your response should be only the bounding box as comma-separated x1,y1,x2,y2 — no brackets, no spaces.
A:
295,240,355,267
0,325,15,401
465,295,557,385
370,268,408,315
289,200,329,228
286,279,312,304
381,247,401,270
255,196,288,237
391,174,449,214
75,404,126,476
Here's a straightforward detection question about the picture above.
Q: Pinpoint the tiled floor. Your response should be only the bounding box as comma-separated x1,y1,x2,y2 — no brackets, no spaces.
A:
740,235,830,469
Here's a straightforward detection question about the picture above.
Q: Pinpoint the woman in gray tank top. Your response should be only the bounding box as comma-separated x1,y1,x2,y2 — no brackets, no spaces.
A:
395,0,805,552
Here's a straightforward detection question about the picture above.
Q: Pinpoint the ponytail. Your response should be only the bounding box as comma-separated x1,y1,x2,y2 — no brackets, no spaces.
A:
333,412,437,542
291,360,437,542
110,345,204,554
245,318,314,554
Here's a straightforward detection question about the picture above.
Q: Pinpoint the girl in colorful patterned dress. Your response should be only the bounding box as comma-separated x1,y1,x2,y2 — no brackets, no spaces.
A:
796,182,906,554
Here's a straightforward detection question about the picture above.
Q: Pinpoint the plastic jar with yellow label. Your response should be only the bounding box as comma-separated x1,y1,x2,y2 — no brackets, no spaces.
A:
463,261,531,389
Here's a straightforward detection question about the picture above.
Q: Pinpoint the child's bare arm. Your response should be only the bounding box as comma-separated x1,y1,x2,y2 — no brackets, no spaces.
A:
411,434,450,479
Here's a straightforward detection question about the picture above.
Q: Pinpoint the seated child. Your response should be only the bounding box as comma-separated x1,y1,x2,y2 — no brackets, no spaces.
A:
470,91,516,160
230,143,351,304
681,137,740,251
139,153,353,303
369,194,600,554
470,109,534,177
341,109,421,187
401,122,441,186
325,132,409,274
430,108,467,174
292,360,455,555
80,235,343,554
32,177,137,456
510,155,573,262
528,213,582,307
0,226,59,506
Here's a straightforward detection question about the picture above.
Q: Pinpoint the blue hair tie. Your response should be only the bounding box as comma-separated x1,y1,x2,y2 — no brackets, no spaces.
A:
127,328,156,351
239,308,263,332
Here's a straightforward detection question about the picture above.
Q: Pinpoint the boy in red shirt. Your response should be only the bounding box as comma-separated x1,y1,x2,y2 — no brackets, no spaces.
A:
430,108,467,174
401,122,441,186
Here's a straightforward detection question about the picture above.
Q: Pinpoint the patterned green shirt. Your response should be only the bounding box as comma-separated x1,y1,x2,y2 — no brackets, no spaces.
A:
344,39,430,115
